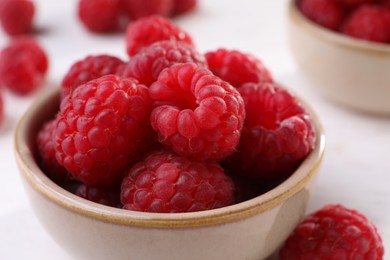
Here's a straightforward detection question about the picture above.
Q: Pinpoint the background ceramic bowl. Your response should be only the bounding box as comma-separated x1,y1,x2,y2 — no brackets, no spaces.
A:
15,87,325,260
287,0,390,115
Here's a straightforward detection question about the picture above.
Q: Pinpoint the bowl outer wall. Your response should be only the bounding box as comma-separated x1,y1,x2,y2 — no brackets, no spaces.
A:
287,0,390,114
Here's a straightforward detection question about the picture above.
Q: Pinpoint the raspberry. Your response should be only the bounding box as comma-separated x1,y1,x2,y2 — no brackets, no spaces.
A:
120,150,235,213
279,204,384,259
75,184,120,207
337,0,377,8
122,40,207,86
78,0,121,33
298,0,345,30
341,5,390,43
381,0,390,8
205,49,273,89
224,82,316,181
36,119,72,183
0,0,34,36
121,0,174,21
54,75,153,187
0,37,48,95
125,15,194,56
61,55,125,99
149,63,246,161
172,0,197,16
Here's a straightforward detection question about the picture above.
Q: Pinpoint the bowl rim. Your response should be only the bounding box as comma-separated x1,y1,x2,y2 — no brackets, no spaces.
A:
288,0,390,54
14,86,325,229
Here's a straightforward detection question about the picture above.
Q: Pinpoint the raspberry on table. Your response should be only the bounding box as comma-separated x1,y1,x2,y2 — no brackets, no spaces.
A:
54,75,153,187
36,119,72,184
120,150,235,213
125,15,194,56
205,48,273,89
279,204,384,259
122,40,207,86
61,54,125,99
0,0,34,36
224,82,316,182
149,63,246,162
75,184,121,207
172,0,197,16
0,37,48,95
298,0,345,30
78,0,121,33
341,5,390,43
121,0,174,21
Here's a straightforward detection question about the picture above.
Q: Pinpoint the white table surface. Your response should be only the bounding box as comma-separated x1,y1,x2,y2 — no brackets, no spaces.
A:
1,0,389,259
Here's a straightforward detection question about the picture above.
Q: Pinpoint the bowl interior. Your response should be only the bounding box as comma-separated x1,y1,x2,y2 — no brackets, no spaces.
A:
14,86,326,228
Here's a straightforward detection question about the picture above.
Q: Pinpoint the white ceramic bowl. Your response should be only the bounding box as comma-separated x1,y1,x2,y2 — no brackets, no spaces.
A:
287,0,390,115
14,87,325,260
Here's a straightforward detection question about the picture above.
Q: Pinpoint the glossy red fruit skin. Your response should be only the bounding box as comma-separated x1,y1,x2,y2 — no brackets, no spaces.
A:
224,82,316,182
54,75,153,187
121,150,235,213
279,204,384,260
149,63,246,162
125,15,194,56
122,40,207,86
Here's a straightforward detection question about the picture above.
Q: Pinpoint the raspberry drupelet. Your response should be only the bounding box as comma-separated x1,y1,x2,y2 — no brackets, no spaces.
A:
61,54,125,99
224,82,316,181
36,119,71,183
125,15,194,56
149,63,246,161
54,75,153,187
0,37,48,95
122,40,207,86
120,150,235,213
279,204,384,259
205,48,273,88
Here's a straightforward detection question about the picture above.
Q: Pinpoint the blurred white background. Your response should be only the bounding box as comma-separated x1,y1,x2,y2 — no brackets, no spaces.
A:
0,0,389,259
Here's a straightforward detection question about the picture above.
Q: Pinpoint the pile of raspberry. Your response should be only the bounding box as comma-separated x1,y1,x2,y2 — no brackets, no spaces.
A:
298,0,390,44
36,15,316,212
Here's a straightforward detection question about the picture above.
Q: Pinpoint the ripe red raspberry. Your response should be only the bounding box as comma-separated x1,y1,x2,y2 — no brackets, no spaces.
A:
120,150,235,213
205,49,273,89
337,0,377,8
279,204,384,259
78,0,121,33
224,82,316,181
75,184,120,207
122,0,174,21
125,15,194,56
122,40,207,86
341,5,390,43
61,55,125,99
0,0,34,36
36,119,71,183
150,63,246,161
298,0,345,30
172,0,197,16
381,0,390,8
54,75,153,187
0,37,48,95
